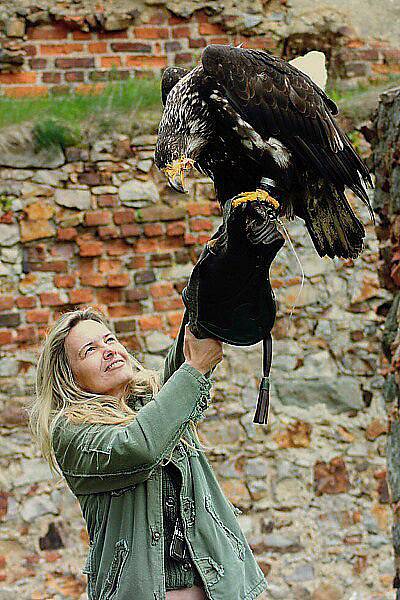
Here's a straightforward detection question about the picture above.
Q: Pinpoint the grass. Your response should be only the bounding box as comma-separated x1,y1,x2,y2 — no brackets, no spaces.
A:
1,69,400,150
0,75,163,147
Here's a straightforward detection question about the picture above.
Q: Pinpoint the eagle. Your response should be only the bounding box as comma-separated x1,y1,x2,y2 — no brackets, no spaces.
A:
154,44,373,260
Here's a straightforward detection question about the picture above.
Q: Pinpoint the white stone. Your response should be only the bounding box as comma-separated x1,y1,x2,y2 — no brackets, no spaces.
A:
0,223,19,246
54,188,91,210
145,331,173,353
20,495,59,522
119,179,159,206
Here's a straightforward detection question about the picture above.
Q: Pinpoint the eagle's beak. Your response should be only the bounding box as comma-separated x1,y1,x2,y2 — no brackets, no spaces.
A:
163,157,194,194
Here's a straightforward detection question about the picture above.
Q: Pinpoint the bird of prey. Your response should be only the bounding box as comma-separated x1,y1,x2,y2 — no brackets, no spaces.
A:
154,44,373,260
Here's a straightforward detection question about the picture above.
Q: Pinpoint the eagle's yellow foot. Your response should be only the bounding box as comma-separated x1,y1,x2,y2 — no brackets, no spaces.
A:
232,189,280,210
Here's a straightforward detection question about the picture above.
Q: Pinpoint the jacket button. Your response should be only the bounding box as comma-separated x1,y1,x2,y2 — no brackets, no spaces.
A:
165,496,175,508
153,531,160,541
182,562,190,571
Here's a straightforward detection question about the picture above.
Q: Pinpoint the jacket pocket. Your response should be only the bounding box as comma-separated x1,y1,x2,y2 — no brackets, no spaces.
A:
99,539,129,600
82,540,97,600
204,494,245,561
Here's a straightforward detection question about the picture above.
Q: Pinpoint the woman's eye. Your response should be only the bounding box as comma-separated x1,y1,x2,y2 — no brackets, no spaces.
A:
85,346,95,355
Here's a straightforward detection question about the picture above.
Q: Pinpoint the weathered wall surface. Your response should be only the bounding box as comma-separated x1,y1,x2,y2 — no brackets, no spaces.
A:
0,133,393,598
371,86,400,599
0,1,399,97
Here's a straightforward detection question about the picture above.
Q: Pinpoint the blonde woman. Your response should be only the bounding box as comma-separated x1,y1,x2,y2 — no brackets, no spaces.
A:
28,305,268,600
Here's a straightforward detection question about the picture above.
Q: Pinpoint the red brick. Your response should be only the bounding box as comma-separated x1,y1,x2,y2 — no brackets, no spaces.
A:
24,45,37,56
126,287,148,301
99,258,122,273
101,56,122,68
3,85,47,98
55,57,95,69
29,58,46,69
77,239,104,256
129,256,146,268
27,24,70,40
169,14,189,25
26,309,50,324
134,27,169,39
57,227,77,241
158,238,185,251
69,289,94,304
167,310,184,327
65,71,85,82
135,238,159,253
40,43,84,55
0,296,14,311
121,223,141,237
26,260,68,272
187,202,212,216
138,314,163,331
144,223,163,237
150,282,175,298
209,36,230,45
16,296,36,309
190,217,213,231
98,194,118,207
98,226,120,239
0,331,13,345
166,221,186,236
172,26,191,38
111,42,152,53
0,72,37,84
98,31,129,40
199,22,225,35
108,304,142,317
107,274,130,287
106,239,131,256
126,56,167,68
39,292,65,306
16,325,36,343
80,273,106,286
153,297,184,311
189,38,206,48
72,31,93,40
42,72,61,83
93,290,120,307
114,209,136,224
84,210,112,226
184,233,197,245
88,42,108,53
54,274,76,288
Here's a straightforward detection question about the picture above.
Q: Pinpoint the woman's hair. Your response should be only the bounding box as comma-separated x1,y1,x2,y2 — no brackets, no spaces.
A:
27,306,211,479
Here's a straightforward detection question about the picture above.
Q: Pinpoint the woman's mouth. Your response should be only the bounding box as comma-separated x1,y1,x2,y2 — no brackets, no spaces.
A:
105,359,125,372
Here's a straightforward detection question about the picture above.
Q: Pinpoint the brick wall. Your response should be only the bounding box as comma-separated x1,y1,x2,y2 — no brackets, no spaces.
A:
0,131,393,597
0,7,399,97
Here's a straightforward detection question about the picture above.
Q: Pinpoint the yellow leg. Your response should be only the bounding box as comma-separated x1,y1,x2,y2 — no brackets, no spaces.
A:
231,189,280,210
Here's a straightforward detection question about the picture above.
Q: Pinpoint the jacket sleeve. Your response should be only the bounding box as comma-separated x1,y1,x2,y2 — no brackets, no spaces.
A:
52,362,212,495
161,308,215,386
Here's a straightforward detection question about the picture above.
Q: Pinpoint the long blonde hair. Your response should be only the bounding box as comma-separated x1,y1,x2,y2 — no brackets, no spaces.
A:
27,306,210,479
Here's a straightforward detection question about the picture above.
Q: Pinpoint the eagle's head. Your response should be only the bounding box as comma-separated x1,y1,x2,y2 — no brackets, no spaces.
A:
154,66,214,193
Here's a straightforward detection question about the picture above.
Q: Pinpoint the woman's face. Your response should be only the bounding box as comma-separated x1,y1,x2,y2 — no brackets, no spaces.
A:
64,319,134,398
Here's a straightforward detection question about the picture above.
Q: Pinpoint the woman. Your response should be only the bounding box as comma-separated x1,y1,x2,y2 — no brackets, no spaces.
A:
28,305,268,600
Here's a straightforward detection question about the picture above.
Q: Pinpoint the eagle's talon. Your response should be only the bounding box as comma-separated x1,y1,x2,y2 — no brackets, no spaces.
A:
232,189,280,210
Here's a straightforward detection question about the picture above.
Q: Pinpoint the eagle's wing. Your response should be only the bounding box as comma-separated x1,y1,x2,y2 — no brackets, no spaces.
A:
201,45,373,216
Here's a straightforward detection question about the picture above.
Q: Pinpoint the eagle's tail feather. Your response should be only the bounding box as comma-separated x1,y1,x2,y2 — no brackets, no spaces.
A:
299,185,365,259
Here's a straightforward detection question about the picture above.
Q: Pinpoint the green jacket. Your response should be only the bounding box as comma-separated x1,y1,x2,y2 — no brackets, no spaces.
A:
52,316,268,600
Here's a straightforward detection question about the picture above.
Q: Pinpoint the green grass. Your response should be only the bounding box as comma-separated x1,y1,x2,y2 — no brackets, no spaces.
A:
0,75,163,146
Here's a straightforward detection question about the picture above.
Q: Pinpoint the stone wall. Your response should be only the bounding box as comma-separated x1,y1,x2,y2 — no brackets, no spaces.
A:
0,133,393,598
0,2,399,97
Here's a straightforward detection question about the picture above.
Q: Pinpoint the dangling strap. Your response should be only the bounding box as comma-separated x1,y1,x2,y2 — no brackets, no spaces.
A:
253,333,272,425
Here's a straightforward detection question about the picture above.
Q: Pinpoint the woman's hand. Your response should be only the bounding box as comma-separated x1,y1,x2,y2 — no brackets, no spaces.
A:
183,324,223,375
